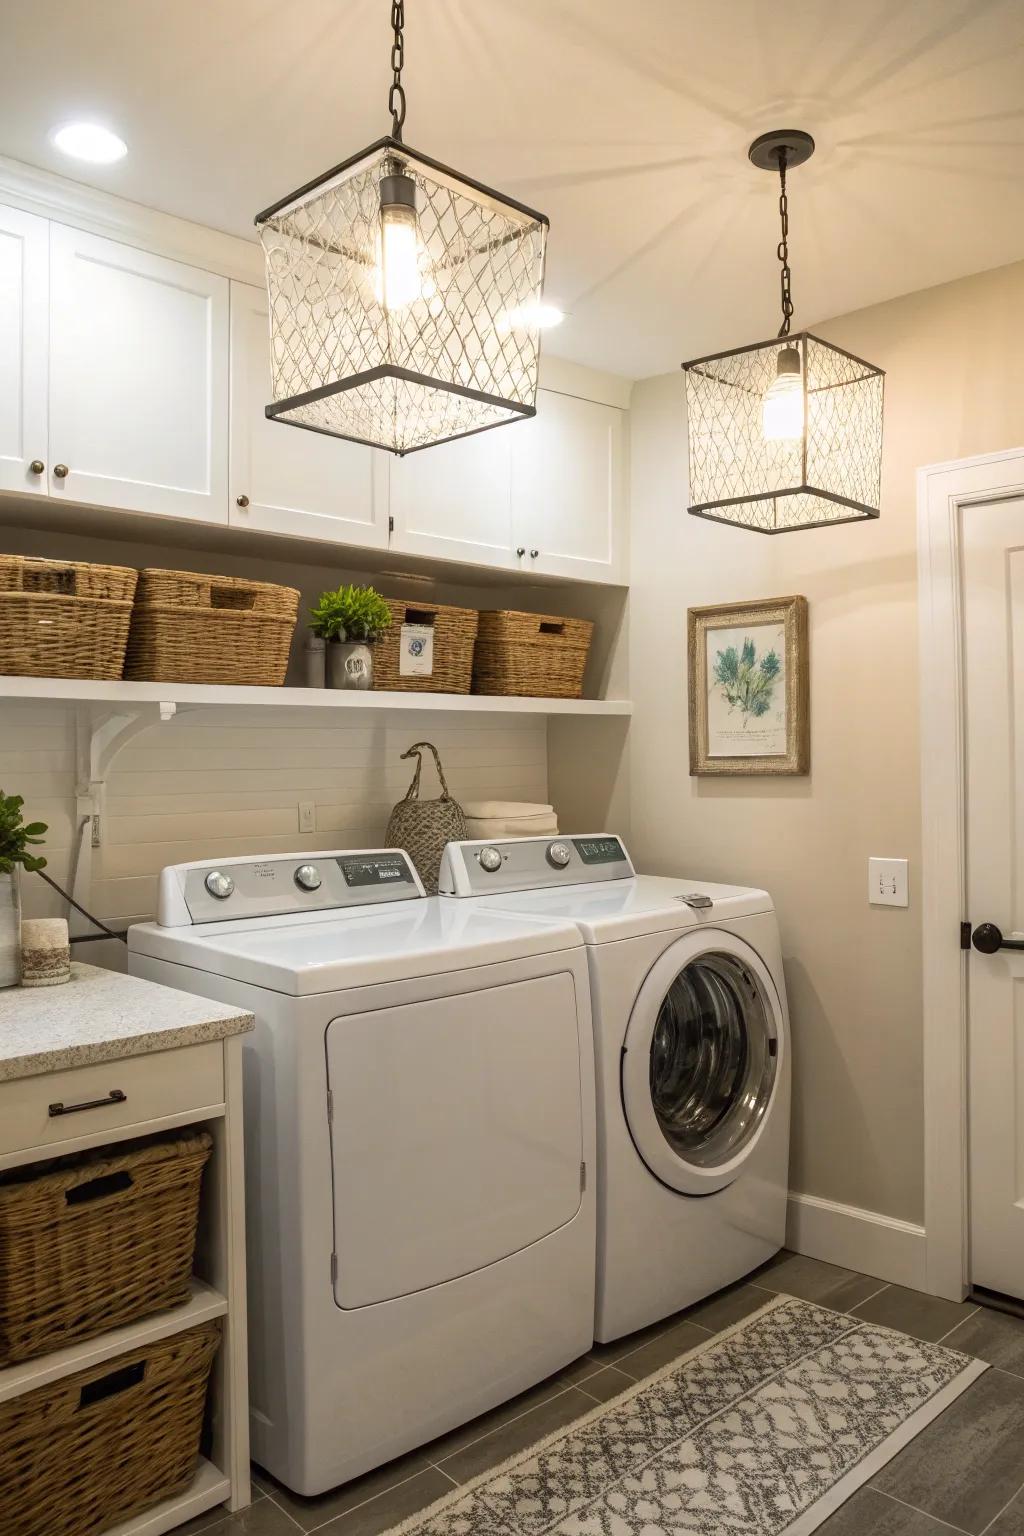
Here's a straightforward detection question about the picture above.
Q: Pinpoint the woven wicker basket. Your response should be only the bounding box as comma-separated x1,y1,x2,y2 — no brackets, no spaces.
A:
473,609,595,699
0,554,137,679
386,742,468,893
374,597,479,694
0,1131,212,1367
125,568,300,685
0,1320,220,1536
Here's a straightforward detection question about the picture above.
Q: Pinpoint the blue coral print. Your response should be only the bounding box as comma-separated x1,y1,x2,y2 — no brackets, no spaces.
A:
712,635,781,724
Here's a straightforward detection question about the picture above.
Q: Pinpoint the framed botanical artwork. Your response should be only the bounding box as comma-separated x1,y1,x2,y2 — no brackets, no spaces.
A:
688,596,809,775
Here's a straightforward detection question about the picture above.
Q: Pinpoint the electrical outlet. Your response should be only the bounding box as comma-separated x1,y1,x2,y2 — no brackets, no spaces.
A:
298,801,316,834
868,857,908,907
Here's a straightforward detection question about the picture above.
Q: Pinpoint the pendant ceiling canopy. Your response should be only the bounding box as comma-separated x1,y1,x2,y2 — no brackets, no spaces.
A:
255,2,549,456
683,130,884,532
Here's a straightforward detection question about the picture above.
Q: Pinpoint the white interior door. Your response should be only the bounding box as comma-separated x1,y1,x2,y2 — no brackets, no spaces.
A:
0,204,48,495
964,495,1024,1298
48,223,228,521
388,426,517,570
511,390,626,583
229,281,388,548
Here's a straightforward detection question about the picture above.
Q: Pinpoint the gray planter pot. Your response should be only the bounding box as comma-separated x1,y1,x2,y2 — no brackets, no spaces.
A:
0,868,21,989
327,641,373,691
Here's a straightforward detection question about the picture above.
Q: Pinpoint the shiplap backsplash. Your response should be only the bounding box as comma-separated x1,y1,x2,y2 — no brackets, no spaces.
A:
1,701,548,925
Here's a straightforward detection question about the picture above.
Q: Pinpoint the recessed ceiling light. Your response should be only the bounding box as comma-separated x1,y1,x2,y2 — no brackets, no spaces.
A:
51,122,128,165
499,299,566,332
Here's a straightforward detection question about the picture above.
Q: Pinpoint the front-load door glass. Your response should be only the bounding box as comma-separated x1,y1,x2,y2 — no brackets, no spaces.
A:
326,972,584,1309
649,952,776,1169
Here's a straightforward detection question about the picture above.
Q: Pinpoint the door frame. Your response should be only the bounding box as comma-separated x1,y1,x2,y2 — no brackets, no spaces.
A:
917,444,1024,1300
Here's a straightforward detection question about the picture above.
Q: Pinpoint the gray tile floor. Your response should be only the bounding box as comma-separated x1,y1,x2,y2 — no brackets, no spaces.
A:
182,1253,1024,1535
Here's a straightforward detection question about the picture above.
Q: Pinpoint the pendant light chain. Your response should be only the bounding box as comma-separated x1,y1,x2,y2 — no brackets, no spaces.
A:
389,0,407,141
775,147,793,338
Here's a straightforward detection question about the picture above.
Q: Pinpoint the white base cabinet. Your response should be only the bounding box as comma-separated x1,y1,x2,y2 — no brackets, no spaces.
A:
229,282,389,549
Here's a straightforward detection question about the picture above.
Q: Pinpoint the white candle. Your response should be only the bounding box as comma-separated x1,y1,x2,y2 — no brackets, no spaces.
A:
20,918,72,987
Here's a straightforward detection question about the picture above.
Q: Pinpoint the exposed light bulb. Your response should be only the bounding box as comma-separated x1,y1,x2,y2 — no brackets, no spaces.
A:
374,169,424,311
51,121,128,164
762,347,804,441
498,299,565,332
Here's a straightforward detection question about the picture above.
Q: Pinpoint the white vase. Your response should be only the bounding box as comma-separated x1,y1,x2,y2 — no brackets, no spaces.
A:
0,868,21,989
327,641,373,691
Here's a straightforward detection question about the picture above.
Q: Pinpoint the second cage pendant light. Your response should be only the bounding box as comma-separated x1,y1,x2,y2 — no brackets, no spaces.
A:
682,130,884,532
255,2,550,456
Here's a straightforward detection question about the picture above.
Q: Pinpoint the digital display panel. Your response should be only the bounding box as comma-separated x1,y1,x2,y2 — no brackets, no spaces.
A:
573,837,626,866
337,854,414,888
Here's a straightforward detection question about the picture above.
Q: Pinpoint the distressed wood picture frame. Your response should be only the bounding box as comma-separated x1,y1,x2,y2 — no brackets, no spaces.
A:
688,596,809,775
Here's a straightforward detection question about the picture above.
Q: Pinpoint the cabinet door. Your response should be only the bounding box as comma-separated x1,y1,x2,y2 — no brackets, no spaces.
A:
229,282,388,548
48,224,228,522
0,205,48,496
389,426,517,571
512,390,627,584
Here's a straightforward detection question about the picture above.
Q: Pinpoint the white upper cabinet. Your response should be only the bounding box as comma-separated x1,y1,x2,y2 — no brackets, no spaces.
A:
48,225,229,522
229,282,388,548
0,205,48,496
511,390,627,584
388,426,517,570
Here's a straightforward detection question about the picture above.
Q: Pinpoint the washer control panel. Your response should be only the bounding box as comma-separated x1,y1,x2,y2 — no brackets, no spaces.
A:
439,834,634,897
157,849,424,926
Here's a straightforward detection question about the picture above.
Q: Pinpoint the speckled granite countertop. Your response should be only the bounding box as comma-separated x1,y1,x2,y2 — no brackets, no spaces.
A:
0,962,253,1082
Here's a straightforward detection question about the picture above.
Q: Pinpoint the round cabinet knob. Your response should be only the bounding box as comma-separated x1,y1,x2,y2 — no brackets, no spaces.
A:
516,547,526,557
546,840,572,868
29,459,44,475
53,463,69,479
478,846,503,873
530,548,539,558
236,494,250,508
205,870,234,900
294,863,322,891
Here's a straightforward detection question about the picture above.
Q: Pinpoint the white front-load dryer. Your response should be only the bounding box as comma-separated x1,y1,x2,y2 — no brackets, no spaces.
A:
440,834,791,1342
123,848,596,1493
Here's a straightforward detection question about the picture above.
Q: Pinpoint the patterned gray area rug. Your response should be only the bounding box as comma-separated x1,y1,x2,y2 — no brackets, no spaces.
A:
391,1294,986,1536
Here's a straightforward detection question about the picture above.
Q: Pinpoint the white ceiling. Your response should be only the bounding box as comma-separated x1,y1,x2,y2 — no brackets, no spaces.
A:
2,0,1023,379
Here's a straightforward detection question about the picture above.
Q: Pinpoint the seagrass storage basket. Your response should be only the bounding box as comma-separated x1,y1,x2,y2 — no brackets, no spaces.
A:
0,1131,213,1367
0,1319,220,1536
124,568,300,685
373,597,479,694
473,609,594,699
385,742,468,893
0,554,137,679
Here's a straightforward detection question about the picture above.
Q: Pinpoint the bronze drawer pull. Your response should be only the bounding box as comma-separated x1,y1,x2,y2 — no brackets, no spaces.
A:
48,1088,127,1117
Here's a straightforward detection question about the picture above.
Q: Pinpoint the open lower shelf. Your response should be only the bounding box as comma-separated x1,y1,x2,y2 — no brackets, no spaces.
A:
101,1458,231,1536
0,1279,228,1404
0,675,633,717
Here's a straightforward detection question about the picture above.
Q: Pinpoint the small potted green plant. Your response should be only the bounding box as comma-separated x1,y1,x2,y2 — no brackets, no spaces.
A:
0,792,47,989
310,584,392,691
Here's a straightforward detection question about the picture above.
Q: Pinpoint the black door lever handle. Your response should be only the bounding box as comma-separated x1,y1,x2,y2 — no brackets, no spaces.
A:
972,923,1024,954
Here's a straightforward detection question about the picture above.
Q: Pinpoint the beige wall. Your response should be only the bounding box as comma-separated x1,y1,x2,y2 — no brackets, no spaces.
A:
628,258,1024,1225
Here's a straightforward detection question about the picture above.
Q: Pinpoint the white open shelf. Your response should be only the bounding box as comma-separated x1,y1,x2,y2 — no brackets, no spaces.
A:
102,1459,231,1536
0,1279,227,1404
0,675,633,717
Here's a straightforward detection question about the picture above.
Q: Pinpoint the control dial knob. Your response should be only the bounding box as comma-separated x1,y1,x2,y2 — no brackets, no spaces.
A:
546,841,572,869
205,870,234,899
294,863,322,891
478,846,503,873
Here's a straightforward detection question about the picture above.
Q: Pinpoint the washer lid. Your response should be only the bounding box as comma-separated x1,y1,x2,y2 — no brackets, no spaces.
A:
458,876,773,943
128,900,582,994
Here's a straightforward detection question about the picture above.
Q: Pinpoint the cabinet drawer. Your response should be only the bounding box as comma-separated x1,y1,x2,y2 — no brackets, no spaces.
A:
0,1043,224,1157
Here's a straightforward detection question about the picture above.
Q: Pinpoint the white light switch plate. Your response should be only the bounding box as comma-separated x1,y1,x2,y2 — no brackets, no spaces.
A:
869,857,908,907
298,801,316,833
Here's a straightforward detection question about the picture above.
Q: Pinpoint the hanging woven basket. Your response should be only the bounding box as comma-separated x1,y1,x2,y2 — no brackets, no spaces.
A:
385,742,467,894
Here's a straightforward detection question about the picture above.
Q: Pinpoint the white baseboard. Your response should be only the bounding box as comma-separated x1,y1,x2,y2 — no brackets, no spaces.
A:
786,1191,928,1291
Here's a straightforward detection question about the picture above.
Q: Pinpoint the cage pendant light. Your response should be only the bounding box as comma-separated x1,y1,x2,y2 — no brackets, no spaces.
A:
255,1,550,456
683,131,884,532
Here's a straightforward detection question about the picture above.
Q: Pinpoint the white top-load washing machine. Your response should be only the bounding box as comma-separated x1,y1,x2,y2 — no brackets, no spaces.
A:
125,849,596,1495
439,834,791,1343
